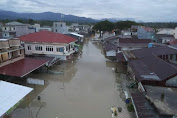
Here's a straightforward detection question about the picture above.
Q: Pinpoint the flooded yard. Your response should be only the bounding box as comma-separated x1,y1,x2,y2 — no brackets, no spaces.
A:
11,39,130,118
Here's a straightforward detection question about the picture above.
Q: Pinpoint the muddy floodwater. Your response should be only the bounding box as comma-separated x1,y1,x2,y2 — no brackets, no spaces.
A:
11,39,129,118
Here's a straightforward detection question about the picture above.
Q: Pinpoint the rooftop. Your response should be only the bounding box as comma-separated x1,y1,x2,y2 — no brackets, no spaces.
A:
5,21,26,26
129,46,177,81
20,31,76,44
103,43,118,51
0,81,33,117
131,92,159,118
0,58,49,77
145,85,177,116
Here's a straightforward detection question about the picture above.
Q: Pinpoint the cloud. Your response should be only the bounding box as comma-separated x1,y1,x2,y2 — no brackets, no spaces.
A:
0,0,177,22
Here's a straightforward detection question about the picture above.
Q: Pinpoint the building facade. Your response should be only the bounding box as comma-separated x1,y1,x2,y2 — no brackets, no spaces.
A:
53,22,68,34
0,38,24,67
20,31,76,60
137,26,155,40
2,21,35,38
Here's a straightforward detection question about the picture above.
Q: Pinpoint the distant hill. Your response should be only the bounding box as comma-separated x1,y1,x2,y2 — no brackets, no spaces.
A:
0,10,98,23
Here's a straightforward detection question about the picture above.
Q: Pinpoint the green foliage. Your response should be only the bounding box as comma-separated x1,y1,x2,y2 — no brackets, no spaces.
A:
114,21,141,30
93,20,141,31
127,104,134,112
93,20,114,31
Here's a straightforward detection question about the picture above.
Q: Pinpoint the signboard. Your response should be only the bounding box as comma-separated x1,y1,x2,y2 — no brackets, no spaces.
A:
27,78,45,85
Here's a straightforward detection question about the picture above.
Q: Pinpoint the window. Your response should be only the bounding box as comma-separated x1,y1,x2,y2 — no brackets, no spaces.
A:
13,27,15,30
61,24,63,27
46,46,53,52
4,27,6,30
27,45,31,50
56,47,64,52
35,45,42,51
4,33,6,36
56,29,57,32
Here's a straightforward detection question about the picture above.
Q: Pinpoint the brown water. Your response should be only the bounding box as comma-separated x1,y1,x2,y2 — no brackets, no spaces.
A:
11,40,128,118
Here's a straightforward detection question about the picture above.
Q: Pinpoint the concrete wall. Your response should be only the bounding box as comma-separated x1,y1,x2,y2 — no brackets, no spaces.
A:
157,28,175,35
166,75,177,87
53,22,68,34
175,27,177,39
106,50,116,57
15,26,35,37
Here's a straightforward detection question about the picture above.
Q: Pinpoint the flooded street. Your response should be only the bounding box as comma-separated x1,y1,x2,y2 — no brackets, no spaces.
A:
11,39,129,118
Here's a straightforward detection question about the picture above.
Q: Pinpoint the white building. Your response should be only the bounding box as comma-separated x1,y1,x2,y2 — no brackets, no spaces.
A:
20,31,76,60
2,21,35,38
175,27,177,39
157,28,175,35
53,22,68,34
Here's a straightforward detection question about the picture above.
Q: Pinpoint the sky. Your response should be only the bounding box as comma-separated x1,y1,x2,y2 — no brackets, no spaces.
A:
0,0,177,22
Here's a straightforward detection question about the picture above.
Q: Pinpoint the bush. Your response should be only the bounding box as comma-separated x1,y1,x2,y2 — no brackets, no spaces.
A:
127,104,134,112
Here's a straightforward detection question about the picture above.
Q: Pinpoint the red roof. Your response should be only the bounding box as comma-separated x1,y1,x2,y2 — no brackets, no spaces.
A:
169,39,177,45
0,58,49,77
20,31,76,44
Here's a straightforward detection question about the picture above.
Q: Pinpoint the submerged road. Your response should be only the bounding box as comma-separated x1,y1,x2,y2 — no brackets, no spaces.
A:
11,40,128,118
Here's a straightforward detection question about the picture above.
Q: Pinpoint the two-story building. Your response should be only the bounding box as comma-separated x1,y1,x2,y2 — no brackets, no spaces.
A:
2,21,35,38
20,31,76,60
0,38,24,67
53,22,68,34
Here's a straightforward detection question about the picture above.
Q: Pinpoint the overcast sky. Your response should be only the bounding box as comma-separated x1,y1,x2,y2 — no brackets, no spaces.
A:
0,0,177,22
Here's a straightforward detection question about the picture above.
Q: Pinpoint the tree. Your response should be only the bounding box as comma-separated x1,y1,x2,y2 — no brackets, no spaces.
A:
93,20,114,32
114,21,140,30
28,19,34,24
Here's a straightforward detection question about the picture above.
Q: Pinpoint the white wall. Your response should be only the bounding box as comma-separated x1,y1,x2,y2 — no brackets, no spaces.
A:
24,43,75,60
166,75,177,87
106,50,116,57
175,27,177,39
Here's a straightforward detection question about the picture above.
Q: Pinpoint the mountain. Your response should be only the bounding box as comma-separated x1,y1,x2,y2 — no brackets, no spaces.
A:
0,10,98,23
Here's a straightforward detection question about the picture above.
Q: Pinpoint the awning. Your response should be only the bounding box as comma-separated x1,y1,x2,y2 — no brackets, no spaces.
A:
0,58,49,77
0,81,33,117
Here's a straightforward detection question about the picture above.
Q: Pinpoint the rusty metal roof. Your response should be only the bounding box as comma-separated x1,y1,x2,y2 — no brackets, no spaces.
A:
0,58,49,77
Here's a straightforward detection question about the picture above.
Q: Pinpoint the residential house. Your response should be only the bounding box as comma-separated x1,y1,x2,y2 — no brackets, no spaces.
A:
156,34,175,44
137,26,155,40
103,43,119,57
130,25,138,35
0,38,24,67
121,30,132,36
53,22,68,34
157,28,175,35
131,92,160,118
0,37,51,78
37,26,52,32
127,46,177,89
117,38,151,51
20,31,76,60
2,21,35,38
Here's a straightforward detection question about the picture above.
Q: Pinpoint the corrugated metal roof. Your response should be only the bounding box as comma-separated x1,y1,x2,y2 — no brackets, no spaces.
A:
0,81,33,117
20,31,76,44
0,58,49,77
